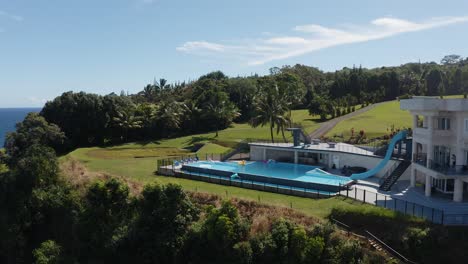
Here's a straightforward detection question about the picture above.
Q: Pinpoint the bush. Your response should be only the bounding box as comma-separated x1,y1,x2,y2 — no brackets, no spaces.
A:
336,240,363,264
234,241,253,264
33,240,61,264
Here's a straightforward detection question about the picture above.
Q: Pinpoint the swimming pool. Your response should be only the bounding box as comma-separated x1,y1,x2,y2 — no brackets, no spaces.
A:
181,161,352,192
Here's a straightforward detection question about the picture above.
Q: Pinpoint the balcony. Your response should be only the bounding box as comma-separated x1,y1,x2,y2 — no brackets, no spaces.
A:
413,154,468,176
428,160,468,176
413,153,427,166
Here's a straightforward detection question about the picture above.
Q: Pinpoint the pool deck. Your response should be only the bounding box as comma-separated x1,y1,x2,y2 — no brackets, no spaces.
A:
349,178,468,214
249,142,376,156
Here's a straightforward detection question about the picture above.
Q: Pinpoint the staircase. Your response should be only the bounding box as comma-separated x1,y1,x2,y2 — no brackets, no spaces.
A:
374,145,388,157
367,237,395,262
379,161,411,191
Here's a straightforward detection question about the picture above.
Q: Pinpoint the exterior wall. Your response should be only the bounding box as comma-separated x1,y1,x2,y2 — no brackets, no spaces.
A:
250,146,264,161
265,149,295,162
251,146,295,163
249,145,399,178
332,152,400,178
399,164,412,181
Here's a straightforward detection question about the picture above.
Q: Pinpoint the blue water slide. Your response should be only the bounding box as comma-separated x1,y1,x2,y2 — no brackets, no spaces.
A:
350,130,407,180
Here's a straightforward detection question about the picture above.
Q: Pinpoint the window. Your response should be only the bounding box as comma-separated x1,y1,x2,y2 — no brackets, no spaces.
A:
437,117,451,130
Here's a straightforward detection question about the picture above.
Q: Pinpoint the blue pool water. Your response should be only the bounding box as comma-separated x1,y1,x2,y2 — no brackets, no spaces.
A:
185,161,351,186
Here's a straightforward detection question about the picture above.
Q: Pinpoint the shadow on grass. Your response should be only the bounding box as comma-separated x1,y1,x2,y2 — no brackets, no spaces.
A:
304,117,327,123
184,135,215,146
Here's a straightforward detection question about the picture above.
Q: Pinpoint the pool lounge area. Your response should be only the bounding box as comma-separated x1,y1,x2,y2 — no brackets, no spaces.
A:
168,160,354,194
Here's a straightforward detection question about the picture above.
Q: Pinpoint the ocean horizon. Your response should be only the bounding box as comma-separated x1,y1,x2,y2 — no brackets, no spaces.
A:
0,108,42,147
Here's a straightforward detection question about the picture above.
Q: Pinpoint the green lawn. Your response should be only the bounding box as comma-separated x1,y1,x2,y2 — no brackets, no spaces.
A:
65,147,378,219
326,100,412,139
65,108,325,183
196,143,232,155
63,105,396,219
63,107,382,219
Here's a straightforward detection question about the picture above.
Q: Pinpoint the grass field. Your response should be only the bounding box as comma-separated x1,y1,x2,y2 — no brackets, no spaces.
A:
64,148,381,219
62,104,404,219
326,100,412,139
63,107,387,219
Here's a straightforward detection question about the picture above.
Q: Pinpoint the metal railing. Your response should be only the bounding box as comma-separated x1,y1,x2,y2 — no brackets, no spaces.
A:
365,230,417,264
155,151,240,171
428,160,468,176
157,166,337,199
338,185,468,225
413,153,427,166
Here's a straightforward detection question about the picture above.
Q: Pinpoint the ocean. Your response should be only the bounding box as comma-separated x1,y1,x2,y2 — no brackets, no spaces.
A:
0,108,41,147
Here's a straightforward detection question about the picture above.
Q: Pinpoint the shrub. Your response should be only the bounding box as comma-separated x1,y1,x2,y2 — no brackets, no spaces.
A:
336,240,363,264
234,241,253,264
33,240,61,264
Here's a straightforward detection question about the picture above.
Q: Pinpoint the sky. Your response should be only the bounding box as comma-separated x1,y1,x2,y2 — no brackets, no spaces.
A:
1,0,468,107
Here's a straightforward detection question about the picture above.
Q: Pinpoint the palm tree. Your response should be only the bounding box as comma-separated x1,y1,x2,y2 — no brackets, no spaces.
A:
275,110,291,142
250,88,289,143
207,101,240,137
154,78,170,91
113,107,143,142
156,100,187,133
141,85,156,102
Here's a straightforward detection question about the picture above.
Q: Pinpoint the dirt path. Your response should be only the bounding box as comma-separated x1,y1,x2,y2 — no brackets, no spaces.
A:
308,102,385,139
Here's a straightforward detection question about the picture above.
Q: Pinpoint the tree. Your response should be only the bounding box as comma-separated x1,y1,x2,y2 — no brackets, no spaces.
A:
32,240,62,264
140,85,156,102
250,78,290,143
206,100,240,137
156,100,187,136
425,69,445,96
112,106,143,142
192,76,238,134
41,92,112,147
275,72,306,114
451,68,463,94
3,113,65,164
225,77,257,122
125,184,198,263
441,54,462,65
13,144,60,191
80,178,133,261
308,96,332,121
200,201,248,261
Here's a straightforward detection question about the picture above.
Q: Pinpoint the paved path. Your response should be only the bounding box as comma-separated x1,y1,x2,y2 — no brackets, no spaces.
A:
340,179,468,225
308,102,385,139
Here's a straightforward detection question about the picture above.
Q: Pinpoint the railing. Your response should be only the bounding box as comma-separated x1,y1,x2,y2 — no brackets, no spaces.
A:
413,153,427,166
428,160,468,176
331,218,416,263
338,185,468,225
365,230,417,264
379,161,399,185
155,151,245,171
156,165,338,199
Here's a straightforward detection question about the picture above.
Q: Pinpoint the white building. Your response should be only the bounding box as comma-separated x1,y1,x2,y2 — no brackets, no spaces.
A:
401,97,468,202
249,141,402,179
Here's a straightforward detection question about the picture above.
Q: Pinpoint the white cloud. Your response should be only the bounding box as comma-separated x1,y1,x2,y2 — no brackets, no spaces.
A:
176,16,468,65
176,41,226,52
0,10,23,22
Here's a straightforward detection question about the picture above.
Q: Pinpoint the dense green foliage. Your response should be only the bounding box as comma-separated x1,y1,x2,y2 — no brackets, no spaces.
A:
33,56,468,151
0,100,390,264
3,57,468,263
330,206,468,264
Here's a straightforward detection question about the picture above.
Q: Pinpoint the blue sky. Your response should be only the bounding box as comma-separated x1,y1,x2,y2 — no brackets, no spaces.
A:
1,0,468,107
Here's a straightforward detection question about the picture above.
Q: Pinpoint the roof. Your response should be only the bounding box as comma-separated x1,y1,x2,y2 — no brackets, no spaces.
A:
400,97,468,112
249,142,376,156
